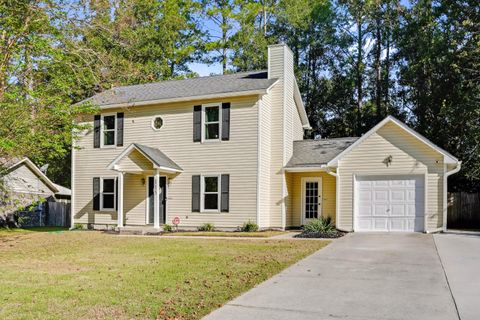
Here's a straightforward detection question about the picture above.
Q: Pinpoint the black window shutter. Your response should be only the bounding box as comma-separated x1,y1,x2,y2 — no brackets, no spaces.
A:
117,112,124,147
93,177,100,211
94,115,101,148
193,105,202,142
222,102,230,141
192,175,201,212
221,174,229,212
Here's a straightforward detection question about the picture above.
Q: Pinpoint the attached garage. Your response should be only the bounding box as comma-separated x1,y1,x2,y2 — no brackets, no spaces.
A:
325,116,461,233
355,175,425,232
284,116,460,233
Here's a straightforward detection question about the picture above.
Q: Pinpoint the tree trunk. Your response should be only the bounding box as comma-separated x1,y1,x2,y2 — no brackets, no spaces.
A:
375,16,382,122
384,26,390,114
222,14,227,73
356,16,363,136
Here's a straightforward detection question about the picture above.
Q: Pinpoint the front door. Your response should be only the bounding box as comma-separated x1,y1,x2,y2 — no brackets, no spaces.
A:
302,177,322,224
148,176,167,224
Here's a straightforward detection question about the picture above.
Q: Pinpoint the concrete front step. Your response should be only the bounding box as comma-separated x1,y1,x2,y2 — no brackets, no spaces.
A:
118,226,163,236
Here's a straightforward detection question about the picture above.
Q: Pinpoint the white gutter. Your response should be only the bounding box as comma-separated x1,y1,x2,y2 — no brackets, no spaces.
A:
283,166,327,172
443,161,462,232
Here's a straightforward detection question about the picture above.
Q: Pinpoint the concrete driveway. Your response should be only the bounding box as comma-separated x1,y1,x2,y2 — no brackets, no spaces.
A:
434,232,480,320
204,233,459,320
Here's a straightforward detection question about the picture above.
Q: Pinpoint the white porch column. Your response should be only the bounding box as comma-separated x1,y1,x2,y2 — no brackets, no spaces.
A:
153,170,160,229
117,172,124,228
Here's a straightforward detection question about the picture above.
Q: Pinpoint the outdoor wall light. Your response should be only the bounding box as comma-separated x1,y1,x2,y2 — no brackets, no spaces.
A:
141,178,146,185
383,155,393,167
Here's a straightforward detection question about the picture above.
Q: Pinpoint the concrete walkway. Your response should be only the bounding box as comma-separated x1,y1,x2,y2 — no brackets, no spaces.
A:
204,233,458,320
434,232,480,320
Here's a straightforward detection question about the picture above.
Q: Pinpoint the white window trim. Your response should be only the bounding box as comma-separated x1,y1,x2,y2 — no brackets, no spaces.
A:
100,113,117,148
201,174,221,212
100,177,116,211
151,116,164,131
201,103,222,143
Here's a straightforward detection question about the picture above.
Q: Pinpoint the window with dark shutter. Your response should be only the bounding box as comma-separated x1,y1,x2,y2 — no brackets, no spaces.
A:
221,174,230,212
93,177,100,210
94,115,101,148
222,103,230,141
193,105,202,142
117,112,124,147
192,175,201,212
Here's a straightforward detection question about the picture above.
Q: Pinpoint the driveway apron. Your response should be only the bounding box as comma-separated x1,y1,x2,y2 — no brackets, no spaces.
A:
204,233,458,320
434,233,480,320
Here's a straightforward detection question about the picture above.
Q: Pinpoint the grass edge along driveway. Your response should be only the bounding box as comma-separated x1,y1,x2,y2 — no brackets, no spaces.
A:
0,230,328,320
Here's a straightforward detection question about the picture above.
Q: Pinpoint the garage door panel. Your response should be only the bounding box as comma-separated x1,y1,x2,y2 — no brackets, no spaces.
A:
374,219,388,231
358,205,373,216
358,189,372,201
374,190,388,201
355,176,424,232
390,219,406,231
390,180,405,187
374,180,388,187
391,204,406,216
373,204,388,216
357,219,372,230
391,190,406,202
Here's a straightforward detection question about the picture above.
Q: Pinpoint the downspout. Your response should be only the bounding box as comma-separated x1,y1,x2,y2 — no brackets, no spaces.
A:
324,165,341,231
443,161,462,232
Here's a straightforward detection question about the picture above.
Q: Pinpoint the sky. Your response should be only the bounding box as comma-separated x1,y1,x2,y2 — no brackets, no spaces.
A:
188,61,223,77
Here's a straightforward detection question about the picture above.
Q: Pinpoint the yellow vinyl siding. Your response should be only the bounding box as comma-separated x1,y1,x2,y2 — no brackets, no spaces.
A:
73,95,259,229
287,172,336,227
257,94,272,228
117,149,154,172
337,121,444,231
266,45,287,228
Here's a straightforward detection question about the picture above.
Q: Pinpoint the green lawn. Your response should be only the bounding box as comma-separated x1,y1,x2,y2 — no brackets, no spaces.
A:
0,226,68,239
163,231,287,238
0,230,328,319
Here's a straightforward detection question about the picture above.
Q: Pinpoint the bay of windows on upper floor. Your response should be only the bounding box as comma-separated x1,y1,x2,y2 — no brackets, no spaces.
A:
92,102,231,149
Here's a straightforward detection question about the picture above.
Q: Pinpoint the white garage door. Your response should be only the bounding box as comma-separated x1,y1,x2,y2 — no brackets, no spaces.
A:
355,176,425,232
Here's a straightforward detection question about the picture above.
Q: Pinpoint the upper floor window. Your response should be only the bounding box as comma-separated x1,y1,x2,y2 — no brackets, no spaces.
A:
203,104,221,141
101,114,116,147
152,116,163,131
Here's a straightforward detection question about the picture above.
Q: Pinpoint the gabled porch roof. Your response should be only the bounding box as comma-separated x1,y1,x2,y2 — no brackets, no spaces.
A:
107,143,183,173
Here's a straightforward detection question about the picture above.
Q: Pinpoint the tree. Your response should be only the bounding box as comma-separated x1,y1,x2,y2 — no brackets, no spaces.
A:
231,0,277,71
396,0,480,190
202,0,237,73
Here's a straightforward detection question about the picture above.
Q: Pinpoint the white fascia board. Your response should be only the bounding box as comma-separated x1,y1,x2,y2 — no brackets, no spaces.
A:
153,166,183,173
283,166,327,172
107,144,183,173
293,78,311,129
8,158,59,194
327,116,459,167
90,89,269,110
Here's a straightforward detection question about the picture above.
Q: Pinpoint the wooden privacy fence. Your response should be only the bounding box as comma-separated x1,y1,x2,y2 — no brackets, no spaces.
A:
47,202,71,227
448,192,480,229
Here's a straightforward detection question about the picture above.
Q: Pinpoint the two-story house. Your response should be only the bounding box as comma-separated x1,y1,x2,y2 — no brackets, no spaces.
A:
72,43,461,233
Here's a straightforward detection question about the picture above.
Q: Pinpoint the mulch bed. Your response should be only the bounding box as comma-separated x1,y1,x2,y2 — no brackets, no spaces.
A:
294,230,347,239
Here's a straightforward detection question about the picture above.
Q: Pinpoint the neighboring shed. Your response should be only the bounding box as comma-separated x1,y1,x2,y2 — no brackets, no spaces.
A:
0,158,71,227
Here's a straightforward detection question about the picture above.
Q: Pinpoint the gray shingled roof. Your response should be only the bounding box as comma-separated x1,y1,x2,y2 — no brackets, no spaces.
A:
134,143,183,172
286,138,359,167
79,71,277,107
